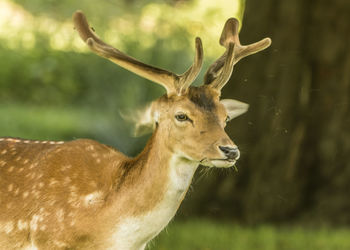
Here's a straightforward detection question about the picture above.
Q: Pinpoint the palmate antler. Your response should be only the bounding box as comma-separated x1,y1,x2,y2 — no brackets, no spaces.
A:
73,11,203,96
204,18,271,91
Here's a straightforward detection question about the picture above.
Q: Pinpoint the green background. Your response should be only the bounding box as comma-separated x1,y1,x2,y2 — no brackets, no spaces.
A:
1,0,350,249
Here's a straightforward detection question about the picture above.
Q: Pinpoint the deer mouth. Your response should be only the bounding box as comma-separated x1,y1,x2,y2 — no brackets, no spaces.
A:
200,158,236,168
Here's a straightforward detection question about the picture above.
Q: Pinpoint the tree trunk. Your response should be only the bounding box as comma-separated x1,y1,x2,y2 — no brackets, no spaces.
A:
183,0,350,224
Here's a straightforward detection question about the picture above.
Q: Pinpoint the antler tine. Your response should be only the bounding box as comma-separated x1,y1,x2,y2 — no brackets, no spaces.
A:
177,37,203,94
204,18,271,91
73,11,203,96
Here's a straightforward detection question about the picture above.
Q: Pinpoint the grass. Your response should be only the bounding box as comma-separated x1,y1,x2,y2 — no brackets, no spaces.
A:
0,104,101,140
0,104,144,154
149,219,350,250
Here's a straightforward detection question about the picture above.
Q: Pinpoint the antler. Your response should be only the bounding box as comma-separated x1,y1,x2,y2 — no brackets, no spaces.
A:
73,11,203,96
204,18,271,91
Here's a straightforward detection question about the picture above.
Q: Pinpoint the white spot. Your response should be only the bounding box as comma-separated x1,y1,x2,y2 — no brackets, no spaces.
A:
55,148,63,153
42,141,48,144
23,191,29,198
49,141,56,145
68,188,80,208
0,138,4,141
8,166,14,172
56,209,65,223
23,159,29,164
69,185,77,192
53,240,67,248
8,184,14,192
0,160,6,167
30,214,41,231
17,220,29,230
29,164,35,169
63,164,72,170
14,188,20,196
39,225,47,231
49,178,58,186
70,220,76,226
49,200,56,206
57,141,64,144
96,158,101,163
24,140,30,143
86,145,94,151
83,191,103,206
33,191,40,199
15,156,22,161
14,139,20,143
18,167,24,173
24,244,39,250
4,221,14,234
38,182,44,188
1,149,7,155
34,141,40,144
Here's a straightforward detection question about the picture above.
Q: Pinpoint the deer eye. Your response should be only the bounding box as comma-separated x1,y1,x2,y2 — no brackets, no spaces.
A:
175,113,189,122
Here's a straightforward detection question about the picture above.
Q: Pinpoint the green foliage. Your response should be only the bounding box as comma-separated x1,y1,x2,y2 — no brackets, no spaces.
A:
0,0,243,158
150,220,350,250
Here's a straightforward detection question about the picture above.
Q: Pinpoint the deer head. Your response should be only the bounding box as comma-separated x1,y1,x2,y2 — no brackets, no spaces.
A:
73,11,271,168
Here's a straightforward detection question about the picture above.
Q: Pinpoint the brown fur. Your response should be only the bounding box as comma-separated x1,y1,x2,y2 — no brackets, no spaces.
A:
0,129,172,249
0,85,241,250
0,10,271,249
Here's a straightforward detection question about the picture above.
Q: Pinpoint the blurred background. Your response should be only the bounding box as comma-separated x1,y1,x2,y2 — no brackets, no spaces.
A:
0,0,349,249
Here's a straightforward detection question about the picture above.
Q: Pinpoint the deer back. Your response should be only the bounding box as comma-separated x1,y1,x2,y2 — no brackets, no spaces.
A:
0,137,128,249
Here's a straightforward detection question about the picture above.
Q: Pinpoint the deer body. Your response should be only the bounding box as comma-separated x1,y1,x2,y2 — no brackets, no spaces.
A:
0,11,270,249
0,133,197,249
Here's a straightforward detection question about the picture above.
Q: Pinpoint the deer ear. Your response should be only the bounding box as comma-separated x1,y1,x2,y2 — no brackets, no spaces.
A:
220,99,249,121
120,102,159,137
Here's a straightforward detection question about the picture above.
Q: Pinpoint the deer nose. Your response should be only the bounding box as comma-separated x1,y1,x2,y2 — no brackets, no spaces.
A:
219,146,240,160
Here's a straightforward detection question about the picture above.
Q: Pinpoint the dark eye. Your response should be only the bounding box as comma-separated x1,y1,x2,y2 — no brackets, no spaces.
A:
175,113,189,122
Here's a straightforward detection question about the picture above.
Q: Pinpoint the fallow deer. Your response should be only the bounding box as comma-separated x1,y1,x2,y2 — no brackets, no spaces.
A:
0,11,271,250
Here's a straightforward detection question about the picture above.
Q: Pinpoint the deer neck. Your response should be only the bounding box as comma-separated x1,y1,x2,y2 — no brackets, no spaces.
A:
104,129,198,249
146,129,198,188
109,127,198,218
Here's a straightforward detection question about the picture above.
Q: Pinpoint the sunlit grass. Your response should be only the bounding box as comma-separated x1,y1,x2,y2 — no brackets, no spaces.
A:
150,219,350,250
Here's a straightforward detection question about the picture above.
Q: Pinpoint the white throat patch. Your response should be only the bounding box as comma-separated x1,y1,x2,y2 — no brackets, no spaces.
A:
108,155,198,250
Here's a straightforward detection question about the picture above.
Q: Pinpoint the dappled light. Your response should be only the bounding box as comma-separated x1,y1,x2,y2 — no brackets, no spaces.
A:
0,0,242,56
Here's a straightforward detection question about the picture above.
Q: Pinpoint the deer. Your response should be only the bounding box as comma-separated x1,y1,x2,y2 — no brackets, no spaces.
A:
0,11,271,250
